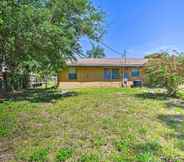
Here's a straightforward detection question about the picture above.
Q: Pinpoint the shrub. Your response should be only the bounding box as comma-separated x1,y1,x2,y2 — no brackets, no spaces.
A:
145,52,184,96
56,148,73,162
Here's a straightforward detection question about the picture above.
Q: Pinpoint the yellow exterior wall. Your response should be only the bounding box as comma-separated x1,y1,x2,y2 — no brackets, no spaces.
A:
58,66,145,88
58,82,122,89
58,67,144,89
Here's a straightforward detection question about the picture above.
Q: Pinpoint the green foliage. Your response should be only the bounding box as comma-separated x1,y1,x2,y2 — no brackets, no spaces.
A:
0,0,104,89
0,116,10,137
0,109,16,137
114,135,134,153
79,154,100,162
135,140,161,155
0,125,8,136
112,154,127,162
93,136,105,147
56,148,73,162
28,148,49,162
86,43,105,58
138,127,148,135
135,152,155,162
145,51,184,96
114,138,130,153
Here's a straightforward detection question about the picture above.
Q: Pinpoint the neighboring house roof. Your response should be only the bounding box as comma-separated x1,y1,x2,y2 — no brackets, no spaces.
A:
66,58,147,67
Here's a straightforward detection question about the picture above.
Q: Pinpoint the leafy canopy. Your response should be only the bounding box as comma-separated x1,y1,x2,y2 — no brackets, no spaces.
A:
86,43,105,58
0,0,104,74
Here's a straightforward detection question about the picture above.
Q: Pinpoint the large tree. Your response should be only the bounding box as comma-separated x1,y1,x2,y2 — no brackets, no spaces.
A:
0,0,104,90
145,51,184,96
86,43,105,58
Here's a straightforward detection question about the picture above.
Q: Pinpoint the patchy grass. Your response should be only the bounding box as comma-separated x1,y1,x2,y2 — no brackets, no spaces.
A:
177,90,184,100
56,148,73,162
1,88,184,161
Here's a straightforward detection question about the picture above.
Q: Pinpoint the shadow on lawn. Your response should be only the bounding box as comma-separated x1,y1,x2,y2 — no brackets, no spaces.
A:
6,88,78,103
158,114,184,150
158,114,184,129
134,92,168,101
133,141,161,154
166,98,184,109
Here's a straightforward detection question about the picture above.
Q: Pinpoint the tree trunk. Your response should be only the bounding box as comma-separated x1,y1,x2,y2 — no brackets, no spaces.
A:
45,79,48,89
23,73,30,89
167,89,177,97
44,75,47,89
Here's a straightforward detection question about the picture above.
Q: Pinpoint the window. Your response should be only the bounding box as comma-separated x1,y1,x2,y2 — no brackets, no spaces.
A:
123,72,129,80
104,69,120,80
68,68,77,80
104,69,111,80
112,69,120,79
131,68,140,77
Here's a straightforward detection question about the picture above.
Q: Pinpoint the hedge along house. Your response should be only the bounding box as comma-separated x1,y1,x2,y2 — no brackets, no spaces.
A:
58,58,148,89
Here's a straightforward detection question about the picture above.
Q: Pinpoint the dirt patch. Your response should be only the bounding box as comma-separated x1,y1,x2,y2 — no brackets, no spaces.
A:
0,140,15,162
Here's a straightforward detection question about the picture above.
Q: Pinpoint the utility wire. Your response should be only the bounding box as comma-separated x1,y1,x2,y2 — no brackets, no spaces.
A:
98,41,128,85
99,41,123,56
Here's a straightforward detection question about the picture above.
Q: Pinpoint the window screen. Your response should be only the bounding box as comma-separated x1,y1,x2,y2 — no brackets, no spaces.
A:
131,68,140,77
68,68,77,80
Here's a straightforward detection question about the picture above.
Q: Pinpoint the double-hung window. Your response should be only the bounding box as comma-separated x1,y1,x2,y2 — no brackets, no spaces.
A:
104,69,120,80
68,67,77,80
131,68,140,77
112,69,120,79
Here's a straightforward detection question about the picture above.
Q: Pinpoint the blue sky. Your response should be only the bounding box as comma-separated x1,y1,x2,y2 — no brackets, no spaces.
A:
81,0,184,58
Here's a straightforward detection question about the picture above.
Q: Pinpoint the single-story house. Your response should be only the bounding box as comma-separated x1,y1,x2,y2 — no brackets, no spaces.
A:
58,58,148,89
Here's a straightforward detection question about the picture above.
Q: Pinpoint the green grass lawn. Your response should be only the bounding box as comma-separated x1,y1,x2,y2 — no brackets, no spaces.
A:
1,88,184,162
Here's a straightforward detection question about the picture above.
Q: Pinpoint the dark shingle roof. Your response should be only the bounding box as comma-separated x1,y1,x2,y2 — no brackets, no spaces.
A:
67,58,147,67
